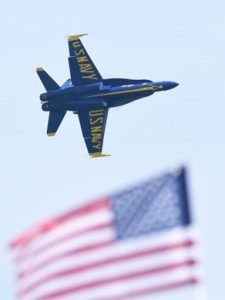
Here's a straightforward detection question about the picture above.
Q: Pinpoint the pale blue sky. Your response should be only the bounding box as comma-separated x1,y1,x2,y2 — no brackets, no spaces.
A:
1,0,225,299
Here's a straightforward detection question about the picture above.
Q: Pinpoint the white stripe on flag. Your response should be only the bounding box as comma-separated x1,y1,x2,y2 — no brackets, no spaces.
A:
15,205,112,264
11,190,200,300
19,244,199,295
21,265,200,300
16,226,199,299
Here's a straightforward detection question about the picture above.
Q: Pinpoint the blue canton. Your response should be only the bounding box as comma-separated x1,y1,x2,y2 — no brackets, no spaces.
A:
110,168,190,240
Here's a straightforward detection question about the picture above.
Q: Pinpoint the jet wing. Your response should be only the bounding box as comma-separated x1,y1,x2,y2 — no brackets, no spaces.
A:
67,34,103,86
78,109,109,157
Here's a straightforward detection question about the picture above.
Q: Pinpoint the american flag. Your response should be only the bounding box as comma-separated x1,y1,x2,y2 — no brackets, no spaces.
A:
10,168,200,300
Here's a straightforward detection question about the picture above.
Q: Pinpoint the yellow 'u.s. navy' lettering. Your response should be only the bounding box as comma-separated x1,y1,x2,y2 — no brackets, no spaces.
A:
90,117,104,125
72,41,81,48
77,56,88,63
89,110,104,117
71,41,98,80
79,64,93,73
89,110,104,150
91,126,102,133
74,48,85,56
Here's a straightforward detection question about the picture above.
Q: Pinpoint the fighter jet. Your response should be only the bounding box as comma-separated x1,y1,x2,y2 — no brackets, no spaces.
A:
37,34,178,158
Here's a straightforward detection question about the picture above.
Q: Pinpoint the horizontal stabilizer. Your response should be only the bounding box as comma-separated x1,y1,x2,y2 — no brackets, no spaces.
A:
36,67,60,91
47,111,66,136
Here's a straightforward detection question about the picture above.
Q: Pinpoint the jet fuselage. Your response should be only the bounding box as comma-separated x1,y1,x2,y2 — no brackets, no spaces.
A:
40,79,178,113
37,34,179,157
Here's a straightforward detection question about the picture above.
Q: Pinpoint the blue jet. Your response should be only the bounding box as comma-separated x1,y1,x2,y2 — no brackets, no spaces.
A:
37,34,178,158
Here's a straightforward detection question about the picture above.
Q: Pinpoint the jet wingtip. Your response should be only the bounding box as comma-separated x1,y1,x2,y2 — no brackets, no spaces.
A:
36,67,44,72
47,132,56,137
90,152,111,158
67,33,88,41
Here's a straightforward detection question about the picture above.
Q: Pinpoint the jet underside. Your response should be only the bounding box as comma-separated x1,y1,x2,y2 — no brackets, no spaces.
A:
41,82,155,112
37,34,178,157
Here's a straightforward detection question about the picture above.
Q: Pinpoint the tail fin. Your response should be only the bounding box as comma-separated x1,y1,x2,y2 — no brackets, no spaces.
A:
36,67,60,91
47,111,66,136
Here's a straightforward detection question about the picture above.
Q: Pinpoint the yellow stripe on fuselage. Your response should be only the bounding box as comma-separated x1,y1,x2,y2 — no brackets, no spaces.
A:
87,85,161,98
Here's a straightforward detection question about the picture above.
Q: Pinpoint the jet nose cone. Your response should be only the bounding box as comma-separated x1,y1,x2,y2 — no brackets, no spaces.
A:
165,81,179,90
172,82,179,88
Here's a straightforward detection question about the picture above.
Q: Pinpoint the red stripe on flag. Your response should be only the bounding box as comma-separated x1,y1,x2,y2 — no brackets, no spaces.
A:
11,198,108,248
26,259,197,299
18,239,113,279
19,239,195,294
97,278,199,300
17,221,113,265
